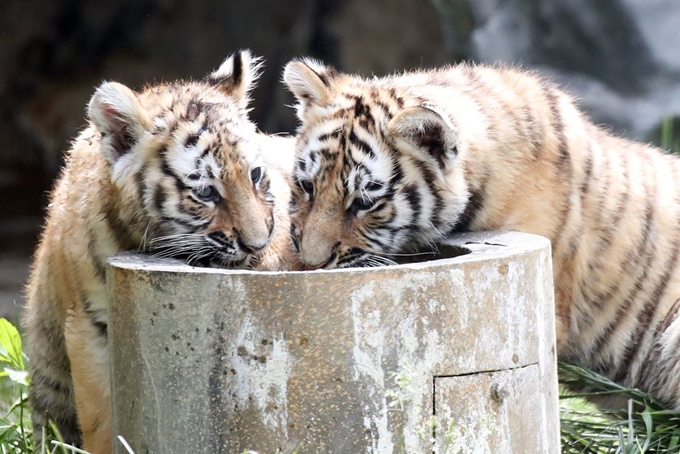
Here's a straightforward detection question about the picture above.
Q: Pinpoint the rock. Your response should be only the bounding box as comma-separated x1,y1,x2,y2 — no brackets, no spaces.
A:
432,0,680,142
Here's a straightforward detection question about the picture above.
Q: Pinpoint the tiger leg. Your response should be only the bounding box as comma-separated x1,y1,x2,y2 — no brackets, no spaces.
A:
64,304,112,454
253,171,300,272
24,303,82,447
255,217,297,271
554,283,572,353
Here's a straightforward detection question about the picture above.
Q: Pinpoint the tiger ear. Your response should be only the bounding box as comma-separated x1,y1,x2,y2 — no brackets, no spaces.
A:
387,106,459,172
87,81,150,165
206,49,263,109
283,58,336,117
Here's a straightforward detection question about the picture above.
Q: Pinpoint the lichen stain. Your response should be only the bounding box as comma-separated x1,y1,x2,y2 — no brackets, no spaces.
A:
230,315,292,435
498,263,509,275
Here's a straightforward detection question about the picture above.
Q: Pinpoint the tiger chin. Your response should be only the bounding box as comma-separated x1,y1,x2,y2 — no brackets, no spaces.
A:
283,58,680,411
23,50,297,453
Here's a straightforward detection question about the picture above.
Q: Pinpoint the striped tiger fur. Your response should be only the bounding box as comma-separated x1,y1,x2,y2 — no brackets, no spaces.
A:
24,50,297,453
282,58,680,410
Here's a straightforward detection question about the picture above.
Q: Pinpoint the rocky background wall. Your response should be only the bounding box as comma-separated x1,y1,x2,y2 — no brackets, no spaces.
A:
1,0,679,318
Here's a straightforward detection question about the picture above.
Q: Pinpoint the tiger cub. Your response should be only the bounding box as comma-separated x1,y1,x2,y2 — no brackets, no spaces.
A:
282,59,680,410
24,50,296,453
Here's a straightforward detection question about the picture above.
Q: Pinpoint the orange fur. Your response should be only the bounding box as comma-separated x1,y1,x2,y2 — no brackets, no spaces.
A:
284,58,680,409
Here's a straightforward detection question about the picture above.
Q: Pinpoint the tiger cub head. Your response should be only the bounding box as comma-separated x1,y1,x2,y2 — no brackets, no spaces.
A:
88,50,277,267
283,59,468,269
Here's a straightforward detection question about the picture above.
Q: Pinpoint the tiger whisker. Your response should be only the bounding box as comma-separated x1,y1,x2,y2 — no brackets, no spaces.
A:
149,240,204,250
182,168,203,183
138,222,153,253
373,251,439,257
186,248,217,265
149,235,206,250
149,233,204,242
366,255,397,267
150,242,213,259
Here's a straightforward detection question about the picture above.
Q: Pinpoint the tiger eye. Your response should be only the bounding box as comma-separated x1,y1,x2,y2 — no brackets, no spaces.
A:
193,185,218,202
299,179,314,196
250,167,263,184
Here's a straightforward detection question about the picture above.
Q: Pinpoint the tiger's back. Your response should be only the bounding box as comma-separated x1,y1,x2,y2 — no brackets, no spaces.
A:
283,59,680,409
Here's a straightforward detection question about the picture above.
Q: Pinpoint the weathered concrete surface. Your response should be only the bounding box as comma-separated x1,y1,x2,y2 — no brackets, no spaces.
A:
107,231,558,453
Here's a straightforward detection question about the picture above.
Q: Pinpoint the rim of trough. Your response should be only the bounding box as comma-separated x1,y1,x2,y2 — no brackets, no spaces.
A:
107,231,550,276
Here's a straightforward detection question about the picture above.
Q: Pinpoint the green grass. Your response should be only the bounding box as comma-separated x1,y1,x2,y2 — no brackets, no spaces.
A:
0,319,79,453
660,116,680,155
560,363,680,453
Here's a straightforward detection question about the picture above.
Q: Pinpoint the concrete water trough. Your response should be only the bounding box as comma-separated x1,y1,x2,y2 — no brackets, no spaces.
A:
106,231,560,453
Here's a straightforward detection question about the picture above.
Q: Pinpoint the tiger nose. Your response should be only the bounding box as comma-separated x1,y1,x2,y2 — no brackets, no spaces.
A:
237,237,267,254
299,248,331,269
300,240,340,270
